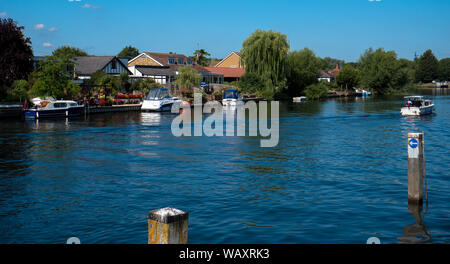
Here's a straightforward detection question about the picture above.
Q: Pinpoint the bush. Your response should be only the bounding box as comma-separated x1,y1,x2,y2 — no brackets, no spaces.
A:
304,82,329,100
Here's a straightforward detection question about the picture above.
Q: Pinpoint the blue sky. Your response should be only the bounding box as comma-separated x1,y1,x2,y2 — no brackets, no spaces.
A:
1,0,449,61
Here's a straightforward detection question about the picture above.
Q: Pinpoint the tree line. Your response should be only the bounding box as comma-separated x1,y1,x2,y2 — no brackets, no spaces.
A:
238,30,450,100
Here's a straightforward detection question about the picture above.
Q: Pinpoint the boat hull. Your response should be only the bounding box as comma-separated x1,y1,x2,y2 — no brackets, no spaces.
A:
401,105,434,116
222,99,244,106
24,106,84,119
141,99,181,112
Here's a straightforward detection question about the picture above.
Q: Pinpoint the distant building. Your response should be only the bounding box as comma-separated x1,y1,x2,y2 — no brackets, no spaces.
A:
318,70,333,82
128,65,175,84
74,56,131,80
214,52,243,69
318,65,341,82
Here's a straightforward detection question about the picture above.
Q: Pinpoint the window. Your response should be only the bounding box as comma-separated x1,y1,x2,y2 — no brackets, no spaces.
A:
168,58,176,65
111,60,117,70
186,58,193,65
178,58,184,65
53,103,67,108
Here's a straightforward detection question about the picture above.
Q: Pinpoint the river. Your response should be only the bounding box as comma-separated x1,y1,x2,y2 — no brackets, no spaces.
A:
0,88,449,244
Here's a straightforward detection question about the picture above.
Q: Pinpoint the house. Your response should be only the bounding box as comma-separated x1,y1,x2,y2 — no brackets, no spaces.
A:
128,52,193,67
318,70,333,82
329,65,341,78
74,56,131,80
214,51,243,69
128,52,224,85
204,67,245,83
318,65,341,82
128,65,175,84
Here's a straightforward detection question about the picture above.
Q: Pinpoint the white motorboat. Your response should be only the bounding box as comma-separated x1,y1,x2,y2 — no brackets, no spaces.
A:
293,96,307,103
401,96,434,116
355,89,372,97
24,99,84,119
141,88,181,112
222,89,244,106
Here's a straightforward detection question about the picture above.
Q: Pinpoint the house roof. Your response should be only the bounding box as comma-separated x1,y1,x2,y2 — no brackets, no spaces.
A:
143,52,190,66
319,70,332,78
214,51,242,68
135,66,175,76
329,65,341,77
204,67,245,78
74,56,130,75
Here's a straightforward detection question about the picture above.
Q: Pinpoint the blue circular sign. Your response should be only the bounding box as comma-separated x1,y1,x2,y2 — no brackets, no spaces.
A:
409,138,419,149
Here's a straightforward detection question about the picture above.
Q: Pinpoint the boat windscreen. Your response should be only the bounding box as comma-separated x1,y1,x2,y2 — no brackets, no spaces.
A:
224,90,238,99
146,88,170,100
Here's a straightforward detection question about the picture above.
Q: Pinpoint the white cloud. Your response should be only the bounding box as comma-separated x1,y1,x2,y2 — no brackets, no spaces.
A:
81,3,99,9
48,27,58,32
68,0,82,2
43,42,53,48
34,24,45,30
0,11,7,18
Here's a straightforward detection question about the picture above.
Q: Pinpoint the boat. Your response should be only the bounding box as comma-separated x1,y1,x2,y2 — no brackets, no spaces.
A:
401,96,434,116
0,103,24,118
293,96,307,103
355,89,372,97
222,89,244,106
141,88,181,112
24,98,84,119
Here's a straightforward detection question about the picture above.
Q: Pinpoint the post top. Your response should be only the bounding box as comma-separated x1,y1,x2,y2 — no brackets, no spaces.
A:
408,133,424,139
149,207,188,224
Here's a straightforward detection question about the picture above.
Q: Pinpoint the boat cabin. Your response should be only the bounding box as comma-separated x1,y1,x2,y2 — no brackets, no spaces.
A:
146,88,172,100
223,89,240,100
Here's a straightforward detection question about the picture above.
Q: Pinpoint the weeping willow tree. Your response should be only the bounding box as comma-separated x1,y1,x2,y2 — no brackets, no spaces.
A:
240,30,289,99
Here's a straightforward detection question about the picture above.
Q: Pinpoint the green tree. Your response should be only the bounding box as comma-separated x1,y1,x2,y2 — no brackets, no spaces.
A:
304,82,329,100
8,79,29,102
29,56,79,99
415,49,439,83
52,46,88,59
174,66,202,89
358,48,410,95
241,29,290,98
192,49,211,66
336,64,360,90
120,72,131,92
320,57,345,71
0,18,34,99
118,46,140,60
438,58,450,81
286,48,321,96
130,78,163,95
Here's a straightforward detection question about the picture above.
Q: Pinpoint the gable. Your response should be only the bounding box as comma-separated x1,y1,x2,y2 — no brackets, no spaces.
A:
129,53,163,67
215,52,242,68
103,57,131,75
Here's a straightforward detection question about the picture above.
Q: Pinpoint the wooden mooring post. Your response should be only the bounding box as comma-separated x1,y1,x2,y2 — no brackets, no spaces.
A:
408,133,425,203
148,207,188,244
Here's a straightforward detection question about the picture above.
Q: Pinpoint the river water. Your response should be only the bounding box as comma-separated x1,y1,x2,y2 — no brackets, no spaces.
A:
0,89,449,244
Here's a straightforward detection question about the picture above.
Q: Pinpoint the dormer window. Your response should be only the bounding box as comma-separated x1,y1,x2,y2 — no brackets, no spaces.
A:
168,58,176,64
111,60,117,69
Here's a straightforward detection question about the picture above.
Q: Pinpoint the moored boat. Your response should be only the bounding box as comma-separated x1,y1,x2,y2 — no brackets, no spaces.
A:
24,99,84,119
401,96,434,116
293,96,307,103
141,88,181,112
222,89,244,106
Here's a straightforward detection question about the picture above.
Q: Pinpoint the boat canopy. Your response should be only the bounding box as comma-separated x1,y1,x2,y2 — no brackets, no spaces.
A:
146,88,171,100
404,96,424,101
224,89,239,99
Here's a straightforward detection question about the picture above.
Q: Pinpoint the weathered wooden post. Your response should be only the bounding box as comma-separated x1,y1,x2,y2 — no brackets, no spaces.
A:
148,207,188,244
408,133,425,203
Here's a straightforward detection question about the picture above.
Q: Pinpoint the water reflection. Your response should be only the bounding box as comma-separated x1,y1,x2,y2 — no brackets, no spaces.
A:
397,202,432,244
140,112,162,126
